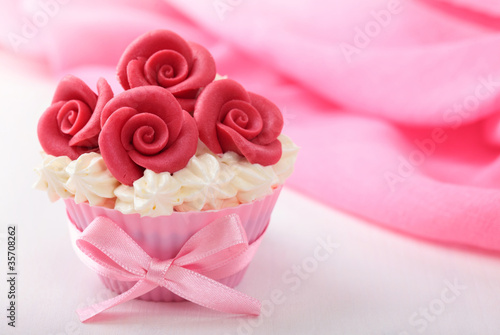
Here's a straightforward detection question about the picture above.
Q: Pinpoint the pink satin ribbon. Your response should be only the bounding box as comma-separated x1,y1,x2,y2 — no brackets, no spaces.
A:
69,214,264,322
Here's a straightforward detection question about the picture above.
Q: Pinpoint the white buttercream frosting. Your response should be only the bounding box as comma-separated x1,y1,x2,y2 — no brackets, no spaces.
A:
273,134,300,184
174,153,238,212
34,153,72,202
37,136,298,216
220,152,279,203
114,185,136,215
131,169,182,217
65,153,120,207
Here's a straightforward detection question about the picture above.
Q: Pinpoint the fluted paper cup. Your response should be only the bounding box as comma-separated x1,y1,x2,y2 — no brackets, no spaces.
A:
64,187,281,302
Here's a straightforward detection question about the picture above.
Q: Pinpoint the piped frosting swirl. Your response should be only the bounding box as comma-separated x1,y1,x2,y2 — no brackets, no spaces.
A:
37,135,298,216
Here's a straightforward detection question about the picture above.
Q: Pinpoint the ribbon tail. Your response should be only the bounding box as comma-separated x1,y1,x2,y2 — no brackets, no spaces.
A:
164,266,261,316
77,280,157,322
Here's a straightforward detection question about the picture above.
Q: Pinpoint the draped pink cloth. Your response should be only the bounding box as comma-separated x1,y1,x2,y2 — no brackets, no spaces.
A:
5,0,500,251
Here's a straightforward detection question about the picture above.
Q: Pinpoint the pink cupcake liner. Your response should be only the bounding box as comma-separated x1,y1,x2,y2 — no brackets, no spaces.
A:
64,187,282,302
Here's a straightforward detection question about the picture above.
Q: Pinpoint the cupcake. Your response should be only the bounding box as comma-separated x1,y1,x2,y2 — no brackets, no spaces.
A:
35,29,298,322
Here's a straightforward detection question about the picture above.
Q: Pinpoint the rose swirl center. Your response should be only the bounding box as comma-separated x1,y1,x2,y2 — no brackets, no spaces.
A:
57,100,92,136
144,50,189,88
220,100,263,140
121,113,169,156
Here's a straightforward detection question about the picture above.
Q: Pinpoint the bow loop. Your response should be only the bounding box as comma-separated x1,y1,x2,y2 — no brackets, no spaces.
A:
75,216,150,281
174,214,249,272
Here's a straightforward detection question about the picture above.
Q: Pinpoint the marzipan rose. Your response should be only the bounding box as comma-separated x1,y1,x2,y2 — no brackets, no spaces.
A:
116,29,216,112
37,75,113,160
194,79,283,166
99,86,198,186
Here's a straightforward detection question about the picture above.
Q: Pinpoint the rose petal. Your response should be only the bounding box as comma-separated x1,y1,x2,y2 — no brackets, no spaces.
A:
121,113,169,156
128,111,198,174
168,42,216,96
247,92,284,145
99,107,144,186
38,101,87,160
101,86,183,146
144,50,189,88
127,58,151,89
69,77,113,147
216,123,282,165
194,79,250,154
177,97,196,113
117,30,194,90
52,75,97,109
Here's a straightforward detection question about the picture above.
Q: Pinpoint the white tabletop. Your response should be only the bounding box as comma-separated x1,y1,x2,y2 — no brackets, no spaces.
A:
1,50,499,335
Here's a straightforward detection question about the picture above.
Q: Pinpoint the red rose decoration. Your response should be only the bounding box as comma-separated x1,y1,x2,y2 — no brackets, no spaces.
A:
194,79,283,166
37,75,113,160
99,86,198,186
116,29,216,112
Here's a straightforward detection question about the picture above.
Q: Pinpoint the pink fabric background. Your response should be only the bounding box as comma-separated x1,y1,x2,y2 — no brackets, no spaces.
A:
3,0,500,252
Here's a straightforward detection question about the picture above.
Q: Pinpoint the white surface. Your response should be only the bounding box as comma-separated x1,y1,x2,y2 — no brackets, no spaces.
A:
1,50,500,335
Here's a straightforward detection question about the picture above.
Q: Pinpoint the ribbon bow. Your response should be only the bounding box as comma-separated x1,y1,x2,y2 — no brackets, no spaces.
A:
70,214,264,322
